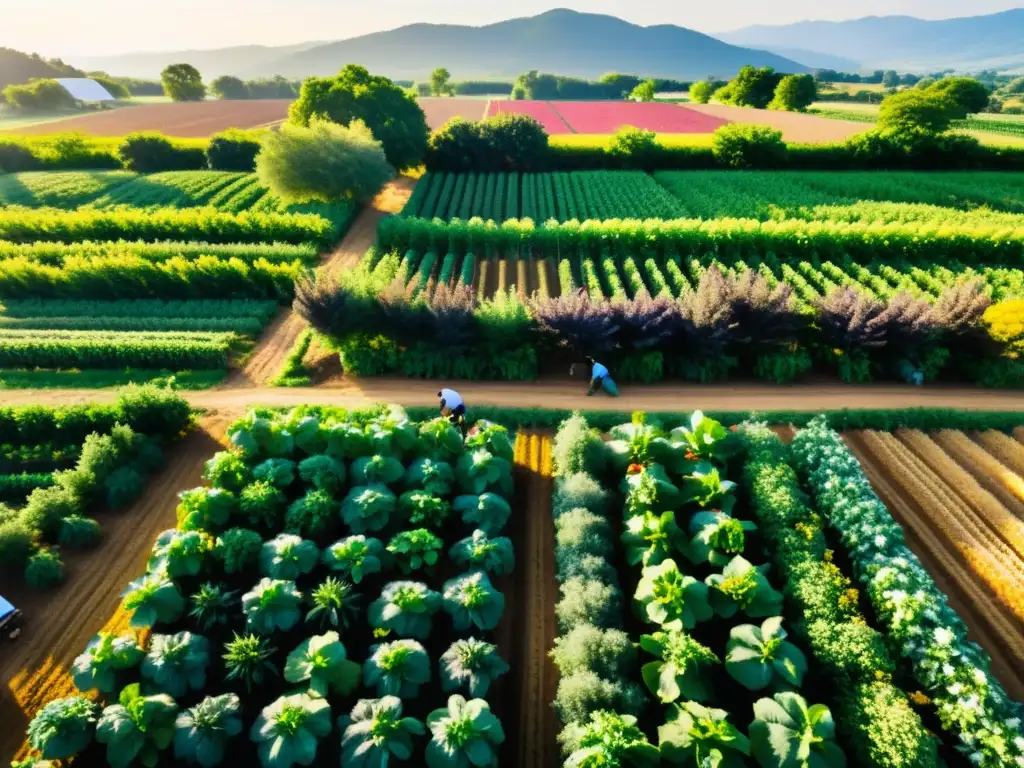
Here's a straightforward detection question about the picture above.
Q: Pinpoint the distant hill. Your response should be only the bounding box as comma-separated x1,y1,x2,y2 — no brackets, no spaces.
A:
67,9,808,82
721,9,1024,73
71,42,329,83
0,47,84,91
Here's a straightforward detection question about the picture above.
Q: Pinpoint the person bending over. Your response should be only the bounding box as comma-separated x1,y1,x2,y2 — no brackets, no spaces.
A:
438,388,467,433
571,357,617,397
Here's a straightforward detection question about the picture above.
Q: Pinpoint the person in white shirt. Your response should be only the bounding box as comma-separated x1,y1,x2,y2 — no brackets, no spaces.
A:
438,388,467,433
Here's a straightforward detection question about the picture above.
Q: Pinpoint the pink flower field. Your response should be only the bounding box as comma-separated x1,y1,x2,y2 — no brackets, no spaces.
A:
484,99,730,135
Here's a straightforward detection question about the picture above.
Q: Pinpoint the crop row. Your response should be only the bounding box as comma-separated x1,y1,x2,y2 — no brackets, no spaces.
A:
406,170,685,222
549,412,939,767
18,406,519,768
955,117,1024,138
0,240,320,267
0,329,234,370
0,207,338,247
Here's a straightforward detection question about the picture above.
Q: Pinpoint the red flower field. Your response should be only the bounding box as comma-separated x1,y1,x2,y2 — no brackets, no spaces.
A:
484,99,729,135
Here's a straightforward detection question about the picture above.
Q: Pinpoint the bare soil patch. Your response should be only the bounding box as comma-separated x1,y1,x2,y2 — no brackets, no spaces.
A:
0,417,230,764
684,103,869,143
418,97,489,130
4,100,293,138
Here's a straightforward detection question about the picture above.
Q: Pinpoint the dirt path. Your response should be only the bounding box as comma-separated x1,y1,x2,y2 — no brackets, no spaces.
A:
6,379,1024,418
508,432,560,768
228,177,418,387
0,417,229,764
684,102,868,143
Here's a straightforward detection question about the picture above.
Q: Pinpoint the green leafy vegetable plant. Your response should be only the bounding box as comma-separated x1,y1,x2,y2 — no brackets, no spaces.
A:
122,573,186,628
456,449,513,496
177,487,236,533
284,630,361,697
658,701,751,768
669,410,739,463
726,617,808,691
173,693,243,768
252,457,296,489
322,535,385,583
249,693,332,768
640,630,719,703
453,493,511,534
680,461,737,513
686,511,755,566
141,631,210,697
406,457,455,496
388,528,444,573
399,490,452,528
749,692,845,768
440,638,509,697
705,556,784,619
442,571,505,632
339,696,426,767
305,576,358,629
426,695,505,768
352,455,406,486
364,639,432,697
259,533,319,579
203,450,251,493
242,578,303,634
369,581,442,639
449,530,514,576
634,558,712,630
622,510,684,567
223,632,278,691
149,529,211,578
95,683,178,768
558,710,659,768
297,454,345,493
188,582,237,631
72,632,143,694
26,696,97,760
342,485,397,533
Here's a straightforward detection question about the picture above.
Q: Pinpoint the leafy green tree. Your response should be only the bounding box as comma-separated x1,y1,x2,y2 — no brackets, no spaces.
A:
717,65,784,109
914,77,937,90
161,64,206,102
768,74,817,112
3,79,76,110
289,64,429,169
712,123,788,169
256,118,392,205
630,80,657,102
430,67,453,96
210,75,249,100
928,76,990,117
877,89,956,135
689,81,714,104
881,70,900,88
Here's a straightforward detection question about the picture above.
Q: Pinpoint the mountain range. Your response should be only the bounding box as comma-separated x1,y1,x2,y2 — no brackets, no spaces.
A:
70,9,806,82
721,9,1024,73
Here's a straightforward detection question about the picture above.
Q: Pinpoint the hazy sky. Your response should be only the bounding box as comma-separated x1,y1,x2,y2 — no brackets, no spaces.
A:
1,0,1020,56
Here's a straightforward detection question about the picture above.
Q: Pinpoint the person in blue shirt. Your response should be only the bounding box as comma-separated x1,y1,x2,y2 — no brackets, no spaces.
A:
582,357,613,396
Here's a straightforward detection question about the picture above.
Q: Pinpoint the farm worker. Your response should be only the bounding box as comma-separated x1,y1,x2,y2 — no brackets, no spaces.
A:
438,388,467,433
572,357,618,397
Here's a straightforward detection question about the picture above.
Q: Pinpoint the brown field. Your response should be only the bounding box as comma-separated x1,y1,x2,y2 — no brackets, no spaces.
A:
846,428,1024,699
685,102,869,143
2,99,293,137
418,97,489,130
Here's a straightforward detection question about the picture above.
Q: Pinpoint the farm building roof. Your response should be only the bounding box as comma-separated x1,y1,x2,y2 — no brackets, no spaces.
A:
55,78,116,102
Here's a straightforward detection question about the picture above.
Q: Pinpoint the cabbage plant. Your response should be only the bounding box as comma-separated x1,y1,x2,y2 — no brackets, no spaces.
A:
177,487,236,532
242,578,303,634
449,530,514,576
440,638,509,697
621,510,684,568
252,457,296,488
456,449,513,496
453,494,512,535
364,639,432,697
322,535,386,583
559,711,659,768
465,421,514,461
297,454,345,493
239,481,287,529
668,410,739,463
305,576,359,629
442,571,505,632
203,450,251,492
284,631,361,697
141,631,210,697
686,511,756,567
260,534,319,579
189,582,237,631
27,696,97,759
399,491,452,528
370,581,442,639
415,417,465,461
352,455,406,486
406,457,455,496
388,528,443,573
426,695,504,768
367,414,419,457
749,693,845,768
726,617,808,691
342,485,397,533
148,529,211,578
230,413,294,458
96,683,178,768
174,694,243,767
640,630,719,703
122,573,185,628
72,632,143,694
223,632,278,691
621,464,681,514
634,559,712,630
250,693,332,768
705,556,784,619
340,696,426,767
284,490,336,537
658,701,750,768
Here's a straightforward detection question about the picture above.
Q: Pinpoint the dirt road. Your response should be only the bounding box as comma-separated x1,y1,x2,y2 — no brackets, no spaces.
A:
684,103,869,143
0,418,229,764
229,177,417,386
5,379,1024,418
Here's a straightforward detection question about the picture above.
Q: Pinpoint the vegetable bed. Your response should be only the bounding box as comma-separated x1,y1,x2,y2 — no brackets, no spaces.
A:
19,406,520,768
